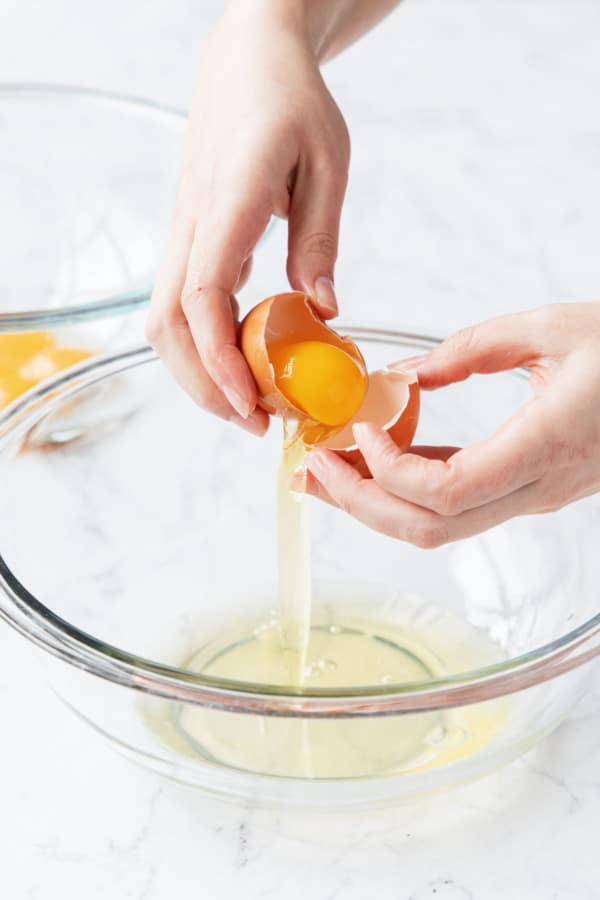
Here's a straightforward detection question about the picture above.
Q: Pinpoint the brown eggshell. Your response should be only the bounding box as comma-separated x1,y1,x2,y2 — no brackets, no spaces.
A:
240,292,367,416
316,369,420,475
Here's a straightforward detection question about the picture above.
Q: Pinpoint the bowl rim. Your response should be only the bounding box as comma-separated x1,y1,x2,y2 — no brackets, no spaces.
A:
0,330,598,717
0,81,186,331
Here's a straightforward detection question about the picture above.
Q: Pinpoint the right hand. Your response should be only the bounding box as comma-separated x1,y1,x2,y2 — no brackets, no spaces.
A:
302,303,600,547
146,1,350,436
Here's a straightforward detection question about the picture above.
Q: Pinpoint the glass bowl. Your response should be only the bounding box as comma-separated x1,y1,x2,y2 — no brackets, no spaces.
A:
0,83,184,440
0,330,598,809
0,83,186,329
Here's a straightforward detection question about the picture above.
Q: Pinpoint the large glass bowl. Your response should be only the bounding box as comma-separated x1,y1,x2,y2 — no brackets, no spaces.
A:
0,330,598,809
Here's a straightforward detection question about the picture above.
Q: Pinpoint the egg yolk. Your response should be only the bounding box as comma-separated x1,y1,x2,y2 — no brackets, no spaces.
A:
0,332,91,410
270,340,367,427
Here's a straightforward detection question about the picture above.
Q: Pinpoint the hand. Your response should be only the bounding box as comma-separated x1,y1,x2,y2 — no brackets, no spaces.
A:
146,1,350,435
302,303,600,547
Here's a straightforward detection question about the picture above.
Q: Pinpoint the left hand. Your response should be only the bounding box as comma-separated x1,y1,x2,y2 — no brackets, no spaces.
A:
300,302,600,548
146,1,350,434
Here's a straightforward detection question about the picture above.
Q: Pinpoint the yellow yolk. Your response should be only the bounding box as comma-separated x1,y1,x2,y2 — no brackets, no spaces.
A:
270,340,367,427
0,332,92,410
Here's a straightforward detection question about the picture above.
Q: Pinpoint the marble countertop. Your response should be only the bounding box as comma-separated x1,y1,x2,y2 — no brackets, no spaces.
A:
1,1,599,897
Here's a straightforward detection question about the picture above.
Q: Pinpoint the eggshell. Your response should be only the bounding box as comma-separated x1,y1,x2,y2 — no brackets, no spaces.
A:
315,368,420,474
240,292,367,416
240,291,420,470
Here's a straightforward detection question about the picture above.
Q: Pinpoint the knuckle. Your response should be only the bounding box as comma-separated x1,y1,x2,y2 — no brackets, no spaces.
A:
144,313,163,348
312,131,348,169
532,303,567,328
370,443,403,487
540,482,573,513
319,111,351,172
531,304,554,327
339,123,351,167
300,231,338,262
436,480,465,517
144,307,179,349
530,304,572,351
426,463,464,516
545,437,586,469
337,477,365,518
180,282,203,316
230,294,241,321
320,152,349,188
311,150,338,179
449,325,479,358
338,488,357,517
405,519,449,550
539,498,563,515
544,439,562,468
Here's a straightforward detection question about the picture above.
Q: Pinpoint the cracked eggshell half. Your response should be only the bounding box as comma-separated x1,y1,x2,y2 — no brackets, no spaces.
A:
240,291,367,416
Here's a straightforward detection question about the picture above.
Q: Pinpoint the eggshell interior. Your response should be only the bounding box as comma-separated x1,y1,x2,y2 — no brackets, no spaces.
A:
318,369,417,451
264,293,364,359
241,291,366,416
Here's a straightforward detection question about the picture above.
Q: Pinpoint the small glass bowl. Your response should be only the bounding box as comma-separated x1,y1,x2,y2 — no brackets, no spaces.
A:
0,330,598,809
1,83,186,328
0,83,181,441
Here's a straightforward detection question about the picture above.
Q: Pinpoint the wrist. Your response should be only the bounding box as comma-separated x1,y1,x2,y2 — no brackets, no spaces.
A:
225,0,326,62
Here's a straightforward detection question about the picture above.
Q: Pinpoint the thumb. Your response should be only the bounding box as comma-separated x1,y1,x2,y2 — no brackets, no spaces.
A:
417,310,542,389
286,155,347,320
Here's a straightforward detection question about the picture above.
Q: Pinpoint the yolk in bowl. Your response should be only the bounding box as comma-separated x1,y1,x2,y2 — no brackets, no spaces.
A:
0,332,92,410
269,340,367,427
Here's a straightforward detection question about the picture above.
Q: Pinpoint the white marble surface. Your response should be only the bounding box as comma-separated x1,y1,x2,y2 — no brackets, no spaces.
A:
1,1,600,897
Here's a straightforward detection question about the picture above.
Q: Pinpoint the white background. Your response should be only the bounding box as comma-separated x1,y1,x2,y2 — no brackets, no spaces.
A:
1,2,599,898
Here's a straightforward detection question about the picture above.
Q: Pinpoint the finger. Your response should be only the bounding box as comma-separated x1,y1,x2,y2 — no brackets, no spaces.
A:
235,254,253,293
184,282,257,418
286,154,348,319
289,468,337,507
417,310,544,390
408,473,584,544
229,294,240,323
147,226,268,435
151,309,269,437
306,447,551,548
146,218,195,349
307,449,452,547
182,196,272,418
352,408,551,516
388,354,431,373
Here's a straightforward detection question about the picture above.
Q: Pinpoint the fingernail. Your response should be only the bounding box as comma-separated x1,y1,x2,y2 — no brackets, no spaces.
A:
230,412,267,437
223,385,252,419
390,354,430,372
352,422,370,443
288,469,307,493
312,276,338,317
